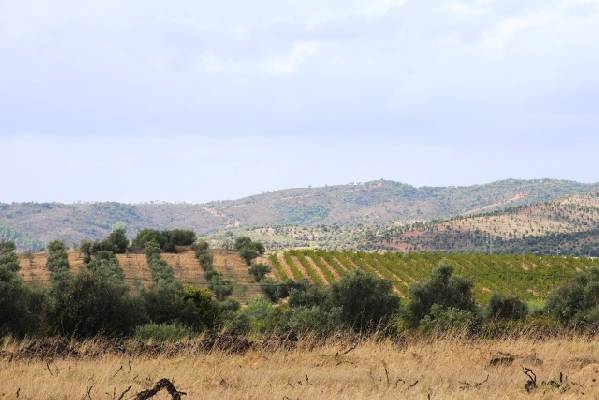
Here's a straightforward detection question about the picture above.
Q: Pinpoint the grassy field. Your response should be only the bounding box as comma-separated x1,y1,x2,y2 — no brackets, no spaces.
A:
267,251,599,302
1,337,598,399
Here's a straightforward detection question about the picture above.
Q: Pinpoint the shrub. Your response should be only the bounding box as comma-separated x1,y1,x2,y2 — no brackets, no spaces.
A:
100,227,129,253
46,240,70,275
261,278,289,302
486,294,527,321
234,237,265,265
209,276,234,300
133,229,165,250
144,286,221,332
45,268,147,338
0,240,20,272
289,306,342,337
87,251,124,281
249,263,271,282
133,229,196,252
419,305,482,335
288,280,328,308
0,262,44,337
545,267,599,326
329,269,401,332
405,262,477,328
134,323,194,342
144,240,161,259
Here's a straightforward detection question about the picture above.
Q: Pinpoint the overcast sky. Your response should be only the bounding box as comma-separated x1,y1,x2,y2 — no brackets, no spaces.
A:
1,0,598,203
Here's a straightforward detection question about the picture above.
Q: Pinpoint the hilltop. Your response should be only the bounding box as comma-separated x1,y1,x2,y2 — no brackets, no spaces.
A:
1,178,596,250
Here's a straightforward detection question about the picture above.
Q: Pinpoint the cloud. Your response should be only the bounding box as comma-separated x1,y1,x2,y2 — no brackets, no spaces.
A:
269,41,321,75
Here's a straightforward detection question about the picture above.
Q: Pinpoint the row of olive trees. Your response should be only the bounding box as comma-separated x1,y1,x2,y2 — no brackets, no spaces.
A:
192,240,233,300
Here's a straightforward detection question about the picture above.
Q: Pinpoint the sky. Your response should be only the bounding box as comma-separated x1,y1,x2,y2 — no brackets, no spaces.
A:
0,0,598,203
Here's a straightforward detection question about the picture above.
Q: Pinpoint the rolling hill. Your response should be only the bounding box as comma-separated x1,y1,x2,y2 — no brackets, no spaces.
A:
384,192,599,255
1,178,597,250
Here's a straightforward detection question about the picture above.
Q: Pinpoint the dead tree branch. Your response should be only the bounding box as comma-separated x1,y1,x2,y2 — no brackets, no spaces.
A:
134,378,187,400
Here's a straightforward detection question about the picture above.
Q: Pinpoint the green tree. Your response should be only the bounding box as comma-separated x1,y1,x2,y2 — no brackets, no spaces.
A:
545,267,599,326
45,267,146,338
405,262,477,328
249,263,271,282
486,294,527,321
0,241,44,336
0,240,20,272
234,237,265,265
46,240,70,275
329,269,401,332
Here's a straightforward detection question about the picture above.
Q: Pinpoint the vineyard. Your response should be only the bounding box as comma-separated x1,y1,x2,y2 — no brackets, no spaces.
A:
267,250,599,303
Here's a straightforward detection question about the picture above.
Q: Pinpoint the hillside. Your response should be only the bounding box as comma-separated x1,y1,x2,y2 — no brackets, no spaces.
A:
1,178,596,250
384,192,599,255
19,247,598,304
267,250,599,303
18,249,263,304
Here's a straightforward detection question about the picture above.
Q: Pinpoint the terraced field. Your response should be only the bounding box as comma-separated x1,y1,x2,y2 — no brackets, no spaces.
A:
266,250,599,302
212,250,264,303
17,250,264,303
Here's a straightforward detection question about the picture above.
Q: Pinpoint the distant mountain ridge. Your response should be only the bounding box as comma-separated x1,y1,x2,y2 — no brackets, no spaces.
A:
0,178,597,250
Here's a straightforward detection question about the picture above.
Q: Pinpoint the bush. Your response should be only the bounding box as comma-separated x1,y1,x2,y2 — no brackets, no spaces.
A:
87,251,124,281
133,229,165,250
234,237,265,265
289,306,342,337
261,278,289,302
100,227,129,253
143,286,221,332
0,240,20,272
405,262,477,328
419,305,482,335
209,276,234,300
144,240,161,259
46,240,70,275
545,267,599,326
134,323,194,342
0,264,44,337
45,268,147,338
288,280,328,308
329,269,401,332
486,294,527,321
133,229,196,252
249,263,271,282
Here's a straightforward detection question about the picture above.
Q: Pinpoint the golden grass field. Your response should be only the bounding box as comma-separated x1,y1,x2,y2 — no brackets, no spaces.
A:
1,337,598,399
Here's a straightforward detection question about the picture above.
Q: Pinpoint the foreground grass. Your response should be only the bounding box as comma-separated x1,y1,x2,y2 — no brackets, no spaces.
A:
1,338,598,399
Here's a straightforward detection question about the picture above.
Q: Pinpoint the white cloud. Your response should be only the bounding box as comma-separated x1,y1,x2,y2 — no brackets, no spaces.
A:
269,41,321,75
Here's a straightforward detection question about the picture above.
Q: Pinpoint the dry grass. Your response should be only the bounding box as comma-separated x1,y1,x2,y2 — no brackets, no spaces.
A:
1,338,598,399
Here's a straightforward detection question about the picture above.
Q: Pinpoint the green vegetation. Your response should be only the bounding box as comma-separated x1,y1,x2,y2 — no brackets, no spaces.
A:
405,263,477,328
544,267,599,326
273,250,599,302
248,264,271,282
192,240,233,300
234,237,265,265
46,240,70,276
2,230,599,340
0,241,43,336
133,229,196,252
